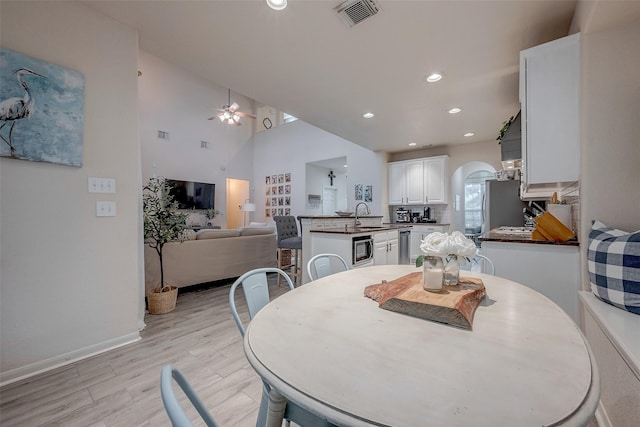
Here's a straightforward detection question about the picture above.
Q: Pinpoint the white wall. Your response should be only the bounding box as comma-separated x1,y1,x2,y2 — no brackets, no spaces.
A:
579,19,640,245
253,120,387,222
0,2,141,384
138,51,255,229
305,164,347,216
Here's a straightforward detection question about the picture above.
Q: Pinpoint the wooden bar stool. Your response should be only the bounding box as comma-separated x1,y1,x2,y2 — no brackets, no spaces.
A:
274,216,302,286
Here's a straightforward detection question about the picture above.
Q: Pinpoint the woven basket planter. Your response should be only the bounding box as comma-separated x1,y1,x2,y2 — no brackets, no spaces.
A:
147,285,178,314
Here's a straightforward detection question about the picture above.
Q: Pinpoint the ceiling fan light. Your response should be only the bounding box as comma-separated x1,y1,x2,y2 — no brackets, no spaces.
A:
233,114,240,121
223,111,231,120
227,118,235,125
426,73,443,83
218,115,225,122
266,0,287,10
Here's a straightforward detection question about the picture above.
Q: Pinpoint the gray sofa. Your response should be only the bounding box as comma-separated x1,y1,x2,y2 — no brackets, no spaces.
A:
144,226,277,293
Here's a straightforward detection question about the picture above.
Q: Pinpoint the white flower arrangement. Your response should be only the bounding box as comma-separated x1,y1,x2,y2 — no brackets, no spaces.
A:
416,231,477,267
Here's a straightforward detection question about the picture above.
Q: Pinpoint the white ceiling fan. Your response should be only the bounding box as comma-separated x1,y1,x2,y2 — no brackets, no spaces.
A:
208,89,256,126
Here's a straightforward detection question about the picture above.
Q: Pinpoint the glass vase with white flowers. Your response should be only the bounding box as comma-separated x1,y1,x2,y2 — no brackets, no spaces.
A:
416,231,478,287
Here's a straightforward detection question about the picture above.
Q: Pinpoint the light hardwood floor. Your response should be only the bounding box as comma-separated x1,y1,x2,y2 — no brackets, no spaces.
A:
0,279,290,427
0,276,601,427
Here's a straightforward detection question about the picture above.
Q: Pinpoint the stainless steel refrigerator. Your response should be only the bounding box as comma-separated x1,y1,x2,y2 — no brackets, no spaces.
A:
482,180,527,232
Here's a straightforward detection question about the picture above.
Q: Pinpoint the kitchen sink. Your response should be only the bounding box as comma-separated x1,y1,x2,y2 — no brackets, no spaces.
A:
493,226,534,235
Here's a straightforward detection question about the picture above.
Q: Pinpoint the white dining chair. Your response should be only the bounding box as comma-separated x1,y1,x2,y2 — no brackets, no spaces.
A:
461,254,496,275
160,364,219,427
307,253,350,281
475,254,495,275
229,268,338,427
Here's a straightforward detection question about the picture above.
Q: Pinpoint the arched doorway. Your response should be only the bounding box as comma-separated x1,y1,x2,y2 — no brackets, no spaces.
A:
464,170,495,245
450,162,496,237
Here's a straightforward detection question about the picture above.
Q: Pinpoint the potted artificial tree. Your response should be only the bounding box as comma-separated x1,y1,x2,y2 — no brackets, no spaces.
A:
143,177,188,314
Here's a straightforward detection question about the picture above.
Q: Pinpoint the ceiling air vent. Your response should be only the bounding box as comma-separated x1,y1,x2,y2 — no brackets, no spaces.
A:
335,0,380,27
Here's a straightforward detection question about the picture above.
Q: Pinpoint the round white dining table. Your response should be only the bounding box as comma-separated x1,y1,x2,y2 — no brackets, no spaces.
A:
244,265,599,427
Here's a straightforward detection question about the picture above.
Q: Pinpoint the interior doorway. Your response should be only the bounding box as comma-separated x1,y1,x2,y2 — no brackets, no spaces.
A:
322,186,338,215
464,170,495,244
226,178,249,229
450,161,496,236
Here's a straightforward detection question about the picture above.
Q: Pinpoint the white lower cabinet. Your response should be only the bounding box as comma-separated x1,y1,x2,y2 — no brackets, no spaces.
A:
410,225,449,263
373,230,398,265
481,241,580,322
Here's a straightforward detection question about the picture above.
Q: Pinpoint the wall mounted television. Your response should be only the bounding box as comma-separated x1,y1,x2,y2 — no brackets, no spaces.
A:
166,179,215,210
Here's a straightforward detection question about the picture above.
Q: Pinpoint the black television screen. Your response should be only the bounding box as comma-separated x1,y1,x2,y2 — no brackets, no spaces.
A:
167,179,215,210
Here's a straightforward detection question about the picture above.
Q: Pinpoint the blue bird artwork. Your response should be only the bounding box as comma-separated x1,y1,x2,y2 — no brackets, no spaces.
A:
0,68,47,156
0,48,84,167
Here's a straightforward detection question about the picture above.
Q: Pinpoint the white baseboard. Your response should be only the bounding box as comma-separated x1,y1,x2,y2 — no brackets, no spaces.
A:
595,400,612,427
0,332,141,387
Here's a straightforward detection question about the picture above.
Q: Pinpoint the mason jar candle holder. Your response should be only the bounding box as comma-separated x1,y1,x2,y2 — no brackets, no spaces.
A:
423,255,444,292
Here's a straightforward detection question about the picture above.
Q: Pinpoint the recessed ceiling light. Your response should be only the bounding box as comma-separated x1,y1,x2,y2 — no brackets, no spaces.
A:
266,0,287,10
408,142,417,146
464,132,475,137
426,73,443,83
363,112,374,119
449,108,461,114
343,164,348,168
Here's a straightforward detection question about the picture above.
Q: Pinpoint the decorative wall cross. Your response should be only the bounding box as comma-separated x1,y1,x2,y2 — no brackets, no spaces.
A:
328,170,336,186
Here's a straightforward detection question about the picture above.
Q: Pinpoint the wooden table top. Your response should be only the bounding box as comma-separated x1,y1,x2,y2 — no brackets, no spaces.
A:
244,265,598,427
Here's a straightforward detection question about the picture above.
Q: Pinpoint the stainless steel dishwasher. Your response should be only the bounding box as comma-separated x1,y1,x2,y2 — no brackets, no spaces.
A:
398,229,411,264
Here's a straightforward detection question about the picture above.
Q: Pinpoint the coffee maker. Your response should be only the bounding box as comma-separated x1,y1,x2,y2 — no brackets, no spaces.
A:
423,207,431,221
395,207,410,223
421,207,436,223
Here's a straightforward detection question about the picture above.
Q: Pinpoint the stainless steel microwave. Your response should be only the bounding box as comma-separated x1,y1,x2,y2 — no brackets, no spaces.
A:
352,235,373,266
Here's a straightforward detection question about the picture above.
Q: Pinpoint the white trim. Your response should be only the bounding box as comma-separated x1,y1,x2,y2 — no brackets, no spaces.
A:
0,332,141,387
579,291,640,380
594,400,612,427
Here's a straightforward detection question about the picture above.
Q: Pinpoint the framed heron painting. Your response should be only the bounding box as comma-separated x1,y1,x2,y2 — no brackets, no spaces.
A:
0,48,84,167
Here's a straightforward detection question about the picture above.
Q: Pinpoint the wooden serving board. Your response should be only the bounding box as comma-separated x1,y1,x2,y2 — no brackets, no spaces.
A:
364,272,486,330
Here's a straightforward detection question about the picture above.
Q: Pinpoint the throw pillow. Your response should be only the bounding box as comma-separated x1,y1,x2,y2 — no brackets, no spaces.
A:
588,220,640,315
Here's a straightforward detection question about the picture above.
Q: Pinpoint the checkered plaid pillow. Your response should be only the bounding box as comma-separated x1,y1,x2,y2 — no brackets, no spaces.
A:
588,220,640,315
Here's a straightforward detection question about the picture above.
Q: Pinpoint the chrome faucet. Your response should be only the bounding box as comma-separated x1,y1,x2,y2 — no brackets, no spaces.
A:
354,202,370,226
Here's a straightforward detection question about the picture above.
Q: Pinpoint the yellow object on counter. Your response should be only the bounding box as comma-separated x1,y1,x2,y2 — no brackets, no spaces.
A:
533,212,576,242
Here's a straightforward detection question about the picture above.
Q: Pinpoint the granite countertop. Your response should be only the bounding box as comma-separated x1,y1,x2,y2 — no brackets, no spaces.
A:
478,230,580,246
298,215,383,219
392,222,450,227
310,224,411,235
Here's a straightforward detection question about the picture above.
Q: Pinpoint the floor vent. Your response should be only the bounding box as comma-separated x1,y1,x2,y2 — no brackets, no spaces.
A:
335,0,380,27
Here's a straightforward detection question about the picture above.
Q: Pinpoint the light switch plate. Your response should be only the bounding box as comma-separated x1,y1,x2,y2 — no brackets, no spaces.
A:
88,177,116,194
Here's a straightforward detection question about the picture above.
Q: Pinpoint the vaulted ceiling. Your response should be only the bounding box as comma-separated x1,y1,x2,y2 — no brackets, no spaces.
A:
84,0,577,153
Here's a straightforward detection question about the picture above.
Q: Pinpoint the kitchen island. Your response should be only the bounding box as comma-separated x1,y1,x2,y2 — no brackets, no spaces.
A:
478,228,580,321
298,215,385,284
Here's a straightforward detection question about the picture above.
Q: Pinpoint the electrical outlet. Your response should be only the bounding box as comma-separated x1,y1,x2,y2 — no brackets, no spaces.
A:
96,201,117,217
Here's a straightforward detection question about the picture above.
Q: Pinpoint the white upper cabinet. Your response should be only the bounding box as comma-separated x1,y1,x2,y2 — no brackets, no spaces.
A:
405,160,425,204
520,33,580,199
388,162,408,205
423,156,448,204
388,156,449,205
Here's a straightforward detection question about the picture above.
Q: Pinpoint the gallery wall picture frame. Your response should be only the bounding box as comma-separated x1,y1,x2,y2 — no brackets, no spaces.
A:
365,185,372,202
266,172,292,216
355,184,363,201
1,48,84,167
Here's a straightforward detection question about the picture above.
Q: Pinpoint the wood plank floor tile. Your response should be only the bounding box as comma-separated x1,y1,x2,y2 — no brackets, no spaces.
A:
0,277,291,426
